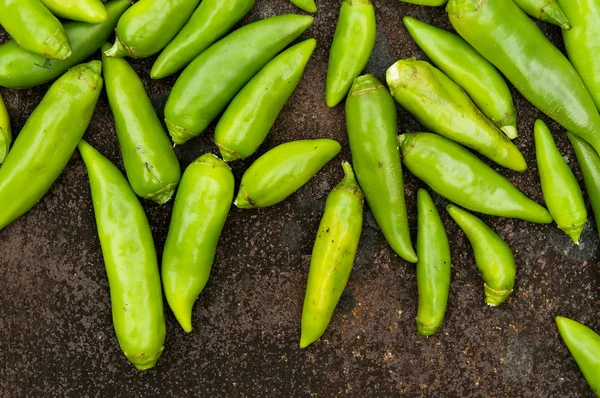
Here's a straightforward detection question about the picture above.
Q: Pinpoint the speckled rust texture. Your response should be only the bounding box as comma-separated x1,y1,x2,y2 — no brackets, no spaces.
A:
0,0,599,397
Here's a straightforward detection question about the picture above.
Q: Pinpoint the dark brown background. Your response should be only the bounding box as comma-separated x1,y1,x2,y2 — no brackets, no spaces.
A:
1,0,599,396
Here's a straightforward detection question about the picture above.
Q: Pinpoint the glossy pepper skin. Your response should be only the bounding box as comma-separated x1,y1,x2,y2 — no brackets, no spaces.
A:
101,43,181,205
447,205,516,306
0,61,102,231
534,120,586,244
0,0,71,60
556,316,600,397
403,17,517,139
399,133,553,224
326,0,376,108
513,0,570,29
387,59,526,172
215,39,316,162
0,94,10,165
151,0,255,79
345,75,417,263
300,162,363,348
447,0,600,155
104,0,201,59
415,189,450,336
78,140,166,371
291,0,317,13
0,0,130,89
164,14,314,145
162,154,234,333
235,139,341,209
40,0,108,23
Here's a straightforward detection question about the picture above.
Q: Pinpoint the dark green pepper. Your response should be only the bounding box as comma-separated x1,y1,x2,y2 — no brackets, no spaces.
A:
0,93,10,165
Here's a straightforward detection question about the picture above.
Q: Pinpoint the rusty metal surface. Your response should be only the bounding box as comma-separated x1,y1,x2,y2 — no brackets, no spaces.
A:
0,1,599,396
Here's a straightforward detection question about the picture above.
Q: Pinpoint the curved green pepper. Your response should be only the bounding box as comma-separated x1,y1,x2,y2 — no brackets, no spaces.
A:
403,17,517,139
151,0,254,79
0,93,10,165
399,132,553,224
162,153,234,333
164,14,314,145
556,316,600,397
399,0,447,5
326,0,376,108
300,162,363,348
0,0,130,90
235,139,341,209
78,140,165,371
0,61,102,231
40,0,108,23
534,120,586,244
101,43,181,205
416,189,450,336
291,0,317,13
447,205,516,306
104,0,201,59
513,0,570,29
0,0,71,60
387,59,526,172
215,39,316,162
447,0,600,154
345,75,417,263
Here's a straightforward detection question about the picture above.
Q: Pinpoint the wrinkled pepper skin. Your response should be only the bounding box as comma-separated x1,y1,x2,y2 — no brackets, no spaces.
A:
447,205,516,306
513,0,570,29
291,0,316,13
387,59,526,172
556,316,600,397
345,75,417,263
0,0,130,89
164,14,313,145
40,0,108,23
101,43,181,205
215,39,316,162
326,0,376,108
399,0,447,5
399,133,553,224
534,120,586,244
235,139,341,209
416,189,451,336
0,61,102,231
0,94,10,165
447,0,600,155
105,0,201,59
151,0,254,79
403,17,517,139
162,154,234,333
0,0,71,60
300,162,363,348
78,140,165,371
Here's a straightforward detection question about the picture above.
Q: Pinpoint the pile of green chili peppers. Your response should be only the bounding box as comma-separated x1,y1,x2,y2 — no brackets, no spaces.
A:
0,0,598,392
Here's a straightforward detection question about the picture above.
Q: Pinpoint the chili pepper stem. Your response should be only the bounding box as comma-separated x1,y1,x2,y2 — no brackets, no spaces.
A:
217,143,242,162
234,186,255,209
146,182,178,205
484,283,512,307
501,125,518,140
166,120,194,145
338,161,362,196
104,34,129,58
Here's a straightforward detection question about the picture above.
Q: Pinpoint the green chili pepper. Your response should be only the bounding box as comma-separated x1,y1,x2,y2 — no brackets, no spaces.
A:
101,43,181,205
235,139,341,209
512,0,570,29
151,0,254,79
215,39,316,162
403,17,517,139
387,59,526,172
164,14,313,145
447,0,600,154
345,75,417,263
0,61,102,231
0,0,130,89
326,0,376,108
416,189,450,336
557,0,600,111
162,153,234,333
534,120,587,244
0,0,71,60
556,316,600,397
398,132,553,224
300,162,363,348
78,140,165,371
40,0,108,23
399,0,447,5
104,0,201,59
0,93,10,165
291,0,317,13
